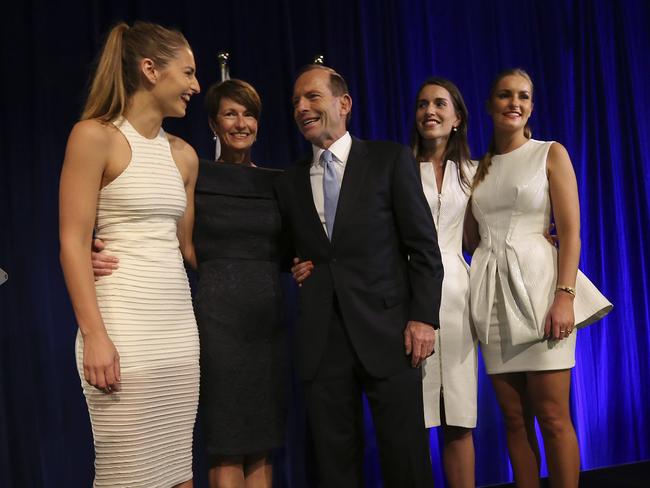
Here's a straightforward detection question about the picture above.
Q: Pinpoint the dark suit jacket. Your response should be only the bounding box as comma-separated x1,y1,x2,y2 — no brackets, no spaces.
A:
275,137,443,380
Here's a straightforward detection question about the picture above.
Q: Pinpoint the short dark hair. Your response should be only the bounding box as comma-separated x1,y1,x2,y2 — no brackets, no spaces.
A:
205,78,262,122
296,64,350,97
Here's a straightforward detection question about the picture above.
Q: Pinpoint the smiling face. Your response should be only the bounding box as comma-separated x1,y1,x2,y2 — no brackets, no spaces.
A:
292,68,351,148
153,47,200,118
415,83,461,144
488,74,533,134
211,97,258,153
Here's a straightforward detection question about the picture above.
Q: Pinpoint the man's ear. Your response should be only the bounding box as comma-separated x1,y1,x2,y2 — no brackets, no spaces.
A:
141,58,157,85
340,93,352,116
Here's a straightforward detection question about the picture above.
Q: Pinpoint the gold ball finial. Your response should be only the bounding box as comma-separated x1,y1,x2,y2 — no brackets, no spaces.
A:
217,51,230,81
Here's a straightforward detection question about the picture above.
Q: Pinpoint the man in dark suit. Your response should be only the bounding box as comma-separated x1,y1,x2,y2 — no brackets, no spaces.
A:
275,65,444,487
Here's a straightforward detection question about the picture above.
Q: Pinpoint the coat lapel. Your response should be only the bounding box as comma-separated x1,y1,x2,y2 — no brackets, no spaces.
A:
331,138,370,244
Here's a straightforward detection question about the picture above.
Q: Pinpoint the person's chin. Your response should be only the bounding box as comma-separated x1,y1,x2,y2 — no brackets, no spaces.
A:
169,107,186,118
496,120,521,131
421,128,439,139
300,129,321,145
231,142,254,152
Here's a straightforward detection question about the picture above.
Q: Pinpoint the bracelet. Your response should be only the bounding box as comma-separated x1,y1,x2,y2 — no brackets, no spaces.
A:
555,285,576,297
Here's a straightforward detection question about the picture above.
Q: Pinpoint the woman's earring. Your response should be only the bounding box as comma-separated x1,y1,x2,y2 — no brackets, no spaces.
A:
452,126,458,132
213,134,221,162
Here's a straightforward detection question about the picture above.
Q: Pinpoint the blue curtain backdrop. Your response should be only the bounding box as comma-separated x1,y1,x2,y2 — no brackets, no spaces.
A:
1,0,648,486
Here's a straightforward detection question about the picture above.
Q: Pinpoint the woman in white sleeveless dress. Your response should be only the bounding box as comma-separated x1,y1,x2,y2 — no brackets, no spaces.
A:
412,77,478,488
59,21,201,487
466,69,611,488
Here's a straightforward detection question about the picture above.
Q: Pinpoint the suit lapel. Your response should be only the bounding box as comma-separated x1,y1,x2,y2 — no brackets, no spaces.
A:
331,138,370,244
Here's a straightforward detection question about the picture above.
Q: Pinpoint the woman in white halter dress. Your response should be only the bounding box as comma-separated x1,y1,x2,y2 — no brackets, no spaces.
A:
59,22,201,487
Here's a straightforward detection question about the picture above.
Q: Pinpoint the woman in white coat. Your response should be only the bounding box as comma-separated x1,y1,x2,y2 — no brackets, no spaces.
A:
412,77,477,488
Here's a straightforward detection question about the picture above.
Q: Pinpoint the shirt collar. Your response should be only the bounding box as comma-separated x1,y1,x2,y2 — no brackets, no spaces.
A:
312,131,352,166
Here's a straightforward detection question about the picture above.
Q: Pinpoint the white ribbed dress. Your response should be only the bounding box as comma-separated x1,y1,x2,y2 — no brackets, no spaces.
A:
75,118,200,487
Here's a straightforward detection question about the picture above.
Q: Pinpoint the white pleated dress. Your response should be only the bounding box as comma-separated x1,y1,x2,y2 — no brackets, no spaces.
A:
75,118,200,487
470,139,611,374
421,161,478,428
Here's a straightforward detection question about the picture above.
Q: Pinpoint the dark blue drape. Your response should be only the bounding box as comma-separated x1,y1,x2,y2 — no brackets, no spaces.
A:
1,1,648,486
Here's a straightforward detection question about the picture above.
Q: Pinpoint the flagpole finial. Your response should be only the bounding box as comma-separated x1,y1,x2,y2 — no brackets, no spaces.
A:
217,51,230,81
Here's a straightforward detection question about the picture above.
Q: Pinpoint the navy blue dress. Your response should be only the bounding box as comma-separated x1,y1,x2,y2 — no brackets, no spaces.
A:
193,160,287,462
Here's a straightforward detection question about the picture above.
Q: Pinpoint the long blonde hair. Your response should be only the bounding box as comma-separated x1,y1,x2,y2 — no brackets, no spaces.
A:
473,68,534,189
81,21,189,122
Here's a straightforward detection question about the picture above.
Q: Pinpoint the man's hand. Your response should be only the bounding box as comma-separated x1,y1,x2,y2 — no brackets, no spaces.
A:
544,222,559,247
291,257,313,286
91,238,118,279
403,320,436,368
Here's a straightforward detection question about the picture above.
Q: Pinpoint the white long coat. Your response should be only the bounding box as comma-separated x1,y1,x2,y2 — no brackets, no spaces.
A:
421,160,478,428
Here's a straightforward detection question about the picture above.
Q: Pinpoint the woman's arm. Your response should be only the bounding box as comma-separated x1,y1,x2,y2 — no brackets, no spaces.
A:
545,142,581,340
59,120,120,392
169,135,199,270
